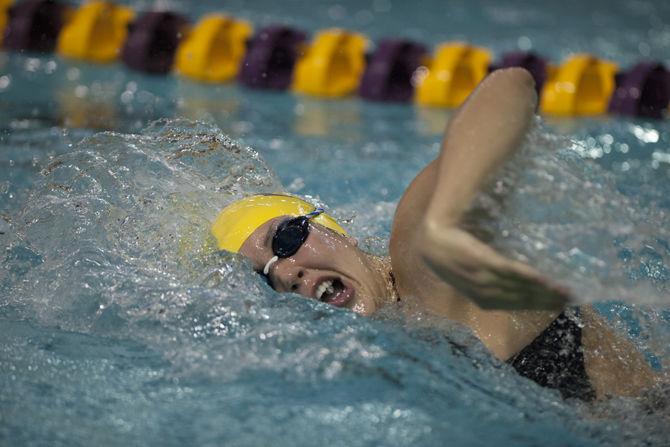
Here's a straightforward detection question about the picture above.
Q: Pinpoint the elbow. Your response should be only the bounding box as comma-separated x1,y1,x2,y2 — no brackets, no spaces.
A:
486,67,536,97
487,67,538,111
492,67,535,88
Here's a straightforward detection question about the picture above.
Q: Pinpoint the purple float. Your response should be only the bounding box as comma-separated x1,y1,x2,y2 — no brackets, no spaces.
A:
608,62,670,119
238,25,307,90
358,38,427,102
121,11,189,74
489,51,548,95
3,0,67,52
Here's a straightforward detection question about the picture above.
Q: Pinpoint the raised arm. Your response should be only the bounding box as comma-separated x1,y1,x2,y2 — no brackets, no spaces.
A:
418,68,570,310
425,67,536,225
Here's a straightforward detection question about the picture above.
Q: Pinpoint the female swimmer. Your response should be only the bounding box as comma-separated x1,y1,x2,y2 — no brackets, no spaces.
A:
211,68,658,401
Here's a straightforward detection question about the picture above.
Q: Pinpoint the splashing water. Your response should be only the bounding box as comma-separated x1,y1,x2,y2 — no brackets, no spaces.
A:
471,120,670,306
1,119,669,446
469,121,670,370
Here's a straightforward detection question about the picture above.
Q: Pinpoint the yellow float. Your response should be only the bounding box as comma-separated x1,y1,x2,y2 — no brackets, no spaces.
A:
292,28,367,98
415,42,491,107
175,13,252,83
540,54,618,116
57,1,134,63
0,0,14,47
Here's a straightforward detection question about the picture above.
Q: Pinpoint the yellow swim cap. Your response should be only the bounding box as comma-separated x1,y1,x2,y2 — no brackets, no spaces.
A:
212,194,347,253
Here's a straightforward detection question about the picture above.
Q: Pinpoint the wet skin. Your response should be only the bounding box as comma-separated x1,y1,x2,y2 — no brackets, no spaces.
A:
239,216,395,316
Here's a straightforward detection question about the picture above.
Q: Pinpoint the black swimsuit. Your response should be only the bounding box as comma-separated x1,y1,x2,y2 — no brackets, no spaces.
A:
507,309,596,401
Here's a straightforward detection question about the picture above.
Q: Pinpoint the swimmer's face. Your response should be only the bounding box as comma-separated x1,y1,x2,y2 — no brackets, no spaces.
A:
239,216,390,316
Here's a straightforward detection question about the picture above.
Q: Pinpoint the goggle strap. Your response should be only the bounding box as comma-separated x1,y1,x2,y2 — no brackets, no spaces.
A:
305,208,324,219
263,255,279,275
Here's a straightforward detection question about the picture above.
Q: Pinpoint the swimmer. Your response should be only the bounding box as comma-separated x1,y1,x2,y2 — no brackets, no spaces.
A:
212,68,658,401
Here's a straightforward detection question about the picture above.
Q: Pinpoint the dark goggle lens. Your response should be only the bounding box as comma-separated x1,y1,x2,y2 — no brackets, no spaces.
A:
272,216,310,258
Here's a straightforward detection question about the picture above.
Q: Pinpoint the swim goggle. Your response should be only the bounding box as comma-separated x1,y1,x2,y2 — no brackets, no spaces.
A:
262,208,325,277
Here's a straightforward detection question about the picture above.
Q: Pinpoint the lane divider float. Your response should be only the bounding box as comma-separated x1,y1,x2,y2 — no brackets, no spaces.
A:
1,0,668,119
540,54,618,116
238,25,306,90
0,0,13,46
57,0,133,63
292,28,367,98
608,62,670,119
121,10,189,74
4,0,68,52
415,42,491,108
175,13,252,83
358,38,427,102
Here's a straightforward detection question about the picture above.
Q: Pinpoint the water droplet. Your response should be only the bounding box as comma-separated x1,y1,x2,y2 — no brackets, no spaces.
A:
45,60,57,74
517,36,532,51
120,90,134,104
24,58,41,72
74,85,89,98
0,75,10,90
66,67,80,81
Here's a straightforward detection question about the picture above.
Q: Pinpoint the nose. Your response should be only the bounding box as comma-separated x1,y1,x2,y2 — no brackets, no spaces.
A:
269,257,310,295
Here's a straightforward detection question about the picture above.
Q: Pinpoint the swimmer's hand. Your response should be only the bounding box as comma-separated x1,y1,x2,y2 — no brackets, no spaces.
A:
419,223,571,310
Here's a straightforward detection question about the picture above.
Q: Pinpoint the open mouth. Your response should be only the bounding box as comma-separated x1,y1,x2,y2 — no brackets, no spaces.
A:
315,277,354,308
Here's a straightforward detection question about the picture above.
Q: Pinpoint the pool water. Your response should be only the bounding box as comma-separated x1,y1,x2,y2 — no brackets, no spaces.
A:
1,1,670,446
